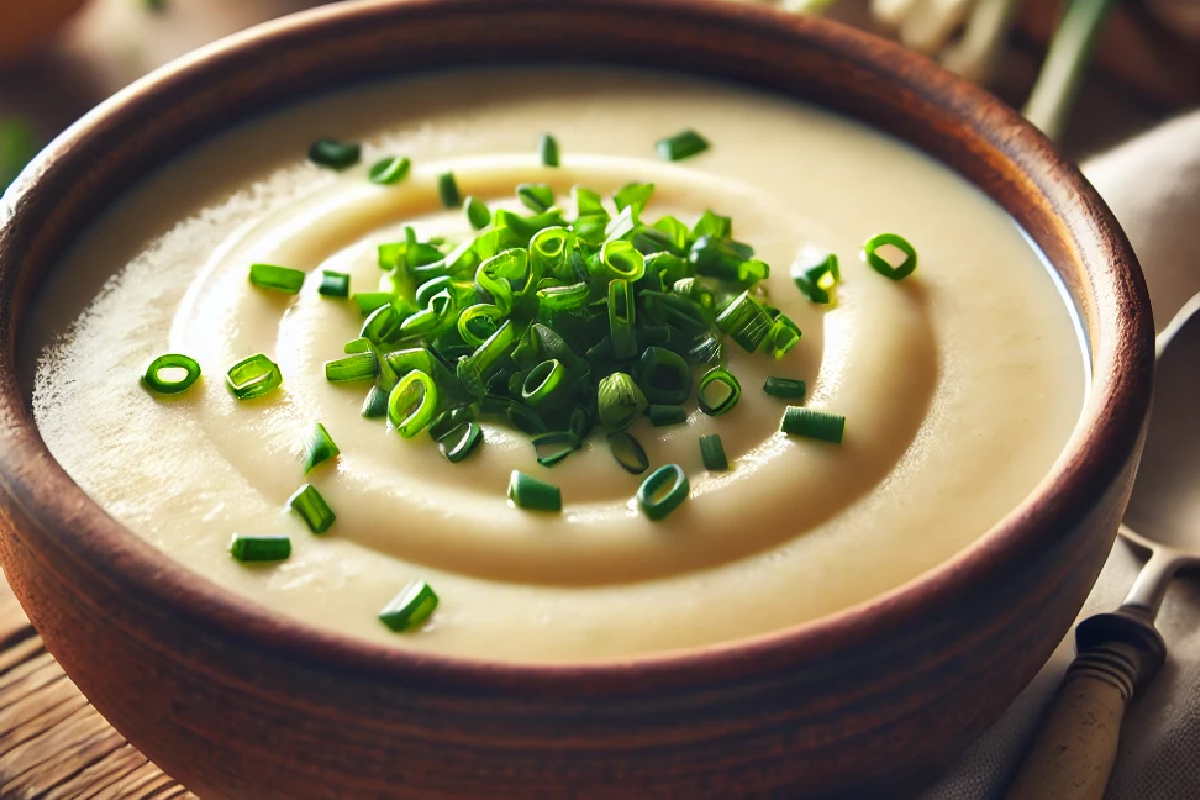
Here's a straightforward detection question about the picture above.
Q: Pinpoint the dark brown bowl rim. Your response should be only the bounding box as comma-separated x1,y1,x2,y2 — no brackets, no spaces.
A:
0,0,1151,692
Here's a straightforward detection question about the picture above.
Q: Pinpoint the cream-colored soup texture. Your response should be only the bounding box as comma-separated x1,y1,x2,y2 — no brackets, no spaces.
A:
26,69,1085,663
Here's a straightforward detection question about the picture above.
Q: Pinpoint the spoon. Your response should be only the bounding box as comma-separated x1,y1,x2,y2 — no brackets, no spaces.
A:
1003,292,1200,800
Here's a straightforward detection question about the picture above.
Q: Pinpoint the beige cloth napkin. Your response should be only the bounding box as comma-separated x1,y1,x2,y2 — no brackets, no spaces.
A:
920,109,1200,800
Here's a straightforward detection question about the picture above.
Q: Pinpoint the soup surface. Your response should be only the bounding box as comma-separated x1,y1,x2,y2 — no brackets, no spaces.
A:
26,69,1085,662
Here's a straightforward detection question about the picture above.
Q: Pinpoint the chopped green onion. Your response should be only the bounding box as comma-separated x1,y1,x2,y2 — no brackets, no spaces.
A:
324,353,378,383
715,291,772,353
517,183,555,213
531,431,579,467
597,239,645,283
766,314,803,359
361,383,389,418
142,353,202,395
304,422,340,473
656,129,709,162
792,250,839,304
863,233,918,280
288,484,336,534
226,353,283,400
361,303,405,345
539,133,560,168
608,431,649,475
633,347,691,405
428,406,476,441
692,209,731,239
465,196,491,229
537,281,589,311
598,372,647,432
779,406,845,444
699,434,729,471
228,534,291,564
521,359,568,409
636,464,690,521
507,470,562,512
438,422,483,463
318,270,350,298
437,171,462,209
608,280,638,360
352,292,393,317
368,156,411,185
378,580,438,633
388,370,439,438
249,263,305,294
697,367,741,416
613,182,654,213
308,137,361,170
648,405,687,427
763,376,806,400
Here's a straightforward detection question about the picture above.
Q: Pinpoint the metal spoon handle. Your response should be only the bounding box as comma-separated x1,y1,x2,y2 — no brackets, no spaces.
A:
1002,611,1165,800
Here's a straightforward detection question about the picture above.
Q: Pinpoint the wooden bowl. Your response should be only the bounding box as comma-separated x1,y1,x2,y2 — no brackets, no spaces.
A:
0,1,1153,798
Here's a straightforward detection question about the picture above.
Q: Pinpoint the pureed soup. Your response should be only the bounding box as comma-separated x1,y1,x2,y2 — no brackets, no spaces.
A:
25,69,1085,662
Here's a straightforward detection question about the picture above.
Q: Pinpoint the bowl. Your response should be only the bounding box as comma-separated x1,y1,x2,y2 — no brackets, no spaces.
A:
0,1,1153,798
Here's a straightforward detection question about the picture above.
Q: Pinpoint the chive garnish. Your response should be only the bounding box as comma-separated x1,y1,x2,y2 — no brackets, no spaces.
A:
288,484,336,534
697,367,741,416
648,405,687,427
142,353,201,395
507,470,562,513
637,464,690,521
793,250,839,305
226,353,282,400
304,422,340,473
249,263,305,294
863,233,918,280
699,433,729,471
656,129,709,161
228,534,291,564
379,580,439,633
318,270,350,298
763,376,807,400
715,291,772,353
352,292,393,317
388,370,439,438
437,422,483,463
517,183,555,213
633,347,691,405
779,407,846,444
308,138,361,171
464,196,491,230
368,156,411,185
531,431,579,468
437,171,462,208
361,383,389,419
598,372,648,432
539,133,560,167
324,353,378,383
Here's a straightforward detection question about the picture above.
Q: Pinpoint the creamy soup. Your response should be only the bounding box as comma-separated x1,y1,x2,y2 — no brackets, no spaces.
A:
25,69,1085,662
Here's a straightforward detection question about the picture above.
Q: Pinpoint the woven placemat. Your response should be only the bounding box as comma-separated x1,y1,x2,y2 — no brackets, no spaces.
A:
0,578,194,800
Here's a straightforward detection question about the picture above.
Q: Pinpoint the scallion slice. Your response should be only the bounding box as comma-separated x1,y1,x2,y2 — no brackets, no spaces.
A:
388,370,439,438
304,422,340,473
308,137,361,170
517,183,555,213
648,404,687,427
437,171,462,209
608,431,649,475
763,376,807,400
438,421,483,463
792,250,839,304
226,353,283,400
288,484,336,534
318,270,350,298
539,133,560,168
361,383,389,419
697,367,741,416
428,406,475,441
324,353,378,383
228,534,291,564
531,431,579,468
699,433,729,471
863,233,918,280
715,291,772,353
608,279,638,360
142,353,201,395
613,182,654,213
636,464,690,521
507,470,562,513
598,372,647,432
368,156,411,185
378,580,439,633
779,406,846,444
656,129,709,161
249,263,305,294
520,359,568,409
352,292,393,317
464,196,491,230
633,347,691,405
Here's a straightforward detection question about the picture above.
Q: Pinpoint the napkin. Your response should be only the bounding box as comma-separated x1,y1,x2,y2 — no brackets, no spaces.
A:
919,109,1200,800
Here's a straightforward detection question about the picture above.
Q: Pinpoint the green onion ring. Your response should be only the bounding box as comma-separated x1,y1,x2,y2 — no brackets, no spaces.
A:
863,233,918,280
779,406,846,444
227,353,283,400
378,580,439,633
608,431,650,475
521,359,567,408
697,367,741,416
699,434,729,471
438,422,483,463
636,464,690,521
531,430,579,468
388,370,439,438
142,353,202,395
597,372,647,432
507,470,562,513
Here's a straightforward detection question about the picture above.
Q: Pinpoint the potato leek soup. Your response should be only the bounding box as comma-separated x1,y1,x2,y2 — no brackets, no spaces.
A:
26,69,1085,662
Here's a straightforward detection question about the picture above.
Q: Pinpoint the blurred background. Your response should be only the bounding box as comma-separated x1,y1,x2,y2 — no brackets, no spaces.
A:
1,0,1198,192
